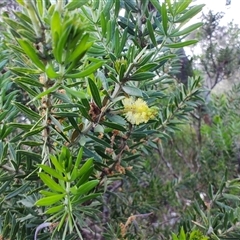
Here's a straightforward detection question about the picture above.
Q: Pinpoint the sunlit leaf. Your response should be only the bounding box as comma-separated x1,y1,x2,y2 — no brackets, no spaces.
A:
175,0,191,15
63,86,87,99
38,165,64,180
174,4,205,23
78,158,94,177
66,34,92,63
17,39,45,70
170,23,202,37
45,204,64,214
65,61,103,79
39,173,65,193
65,0,89,10
35,194,65,206
71,180,99,196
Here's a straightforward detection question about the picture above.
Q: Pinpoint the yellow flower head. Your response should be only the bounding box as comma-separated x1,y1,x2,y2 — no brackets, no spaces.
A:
122,97,158,125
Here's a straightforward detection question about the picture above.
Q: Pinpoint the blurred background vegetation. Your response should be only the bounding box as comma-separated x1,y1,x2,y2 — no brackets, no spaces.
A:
0,0,240,239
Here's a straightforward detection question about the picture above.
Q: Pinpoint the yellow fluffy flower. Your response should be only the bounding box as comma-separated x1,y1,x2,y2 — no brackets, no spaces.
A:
122,97,157,125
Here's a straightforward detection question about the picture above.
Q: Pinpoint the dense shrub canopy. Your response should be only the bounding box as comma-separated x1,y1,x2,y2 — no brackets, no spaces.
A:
0,1,240,239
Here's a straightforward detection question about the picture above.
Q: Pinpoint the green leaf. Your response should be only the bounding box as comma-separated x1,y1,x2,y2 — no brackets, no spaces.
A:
55,25,73,63
12,102,41,121
114,28,120,56
115,0,121,17
102,121,126,131
14,82,38,97
87,44,106,56
135,63,158,73
118,17,135,36
76,166,93,187
31,83,60,101
175,4,205,23
222,193,240,201
53,112,79,117
0,174,16,182
5,182,31,200
65,0,89,10
0,181,11,194
175,0,192,14
13,11,32,25
73,193,101,204
50,155,64,172
45,204,64,214
122,85,143,97
39,172,65,193
17,39,45,70
161,3,168,35
165,40,198,48
179,226,186,240
51,10,61,45
146,19,157,46
17,29,36,42
65,61,103,79
16,0,24,6
88,78,102,109
172,233,179,240
17,150,41,161
38,164,65,180
9,219,19,240
63,86,86,99
67,29,84,51
35,194,65,206
22,126,45,139
66,34,92,63
100,12,107,38
45,63,60,78
21,141,42,146
71,180,99,196
14,77,43,87
170,23,202,37
0,111,9,123
40,190,57,196
10,67,42,75
78,105,91,120
78,158,93,176
0,59,8,70
8,123,33,130
155,54,176,64
129,72,155,81
87,134,111,148
119,28,128,54
36,0,43,17
75,147,83,168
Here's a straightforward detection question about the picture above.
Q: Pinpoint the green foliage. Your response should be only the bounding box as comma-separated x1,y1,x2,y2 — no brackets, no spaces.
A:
35,147,100,239
141,82,240,238
179,173,240,239
172,227,209,240
0,0,205,239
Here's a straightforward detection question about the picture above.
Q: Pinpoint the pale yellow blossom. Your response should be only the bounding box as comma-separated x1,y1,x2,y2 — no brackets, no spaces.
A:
122,97,158,125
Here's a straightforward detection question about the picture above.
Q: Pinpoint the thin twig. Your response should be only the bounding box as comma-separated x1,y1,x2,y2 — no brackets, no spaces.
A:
156,139,178,178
